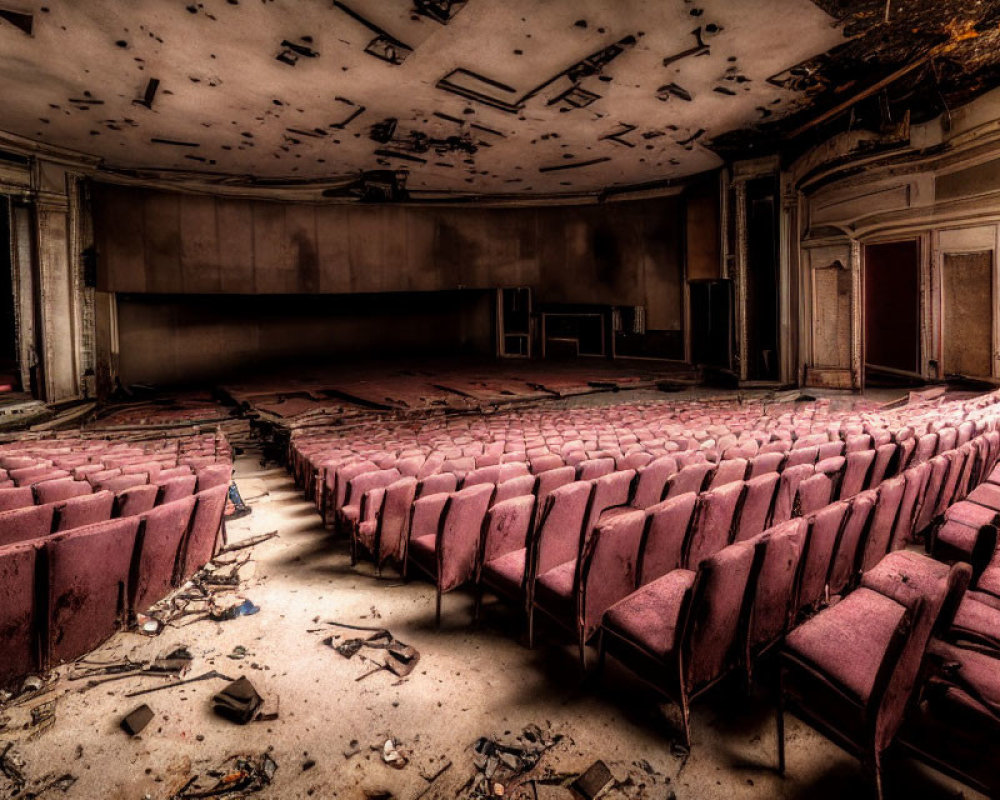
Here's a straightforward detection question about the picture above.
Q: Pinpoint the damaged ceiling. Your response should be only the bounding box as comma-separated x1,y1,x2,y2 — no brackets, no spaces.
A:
0,0,844,196
713,0,1000,160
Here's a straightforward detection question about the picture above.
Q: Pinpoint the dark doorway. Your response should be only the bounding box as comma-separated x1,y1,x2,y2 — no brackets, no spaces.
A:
864,240,920,381
745,176,780,381
689,279,732,369
0,196,18,393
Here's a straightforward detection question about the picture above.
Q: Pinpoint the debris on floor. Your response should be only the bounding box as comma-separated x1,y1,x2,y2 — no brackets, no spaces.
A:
458,724,562,799
120,703,154,736
379,738,408,770
125,670,234,699
571,760,614,800
211,676,277,724
171,752,277,799
319,621,420,680
209,598,261,622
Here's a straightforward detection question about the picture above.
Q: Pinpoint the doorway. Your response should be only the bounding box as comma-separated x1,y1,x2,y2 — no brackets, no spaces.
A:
864,240,920,384
941,250,994,379
745,176,780,381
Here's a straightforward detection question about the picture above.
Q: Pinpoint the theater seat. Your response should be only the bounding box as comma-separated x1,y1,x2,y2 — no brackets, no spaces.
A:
0,504,55,547
0,541,41,687
54,491,115,532
45,517,142,665
178,484,229,581
131,496,198,616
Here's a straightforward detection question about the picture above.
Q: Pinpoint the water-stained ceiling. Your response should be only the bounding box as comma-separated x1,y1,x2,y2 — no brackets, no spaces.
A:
0,0,844,195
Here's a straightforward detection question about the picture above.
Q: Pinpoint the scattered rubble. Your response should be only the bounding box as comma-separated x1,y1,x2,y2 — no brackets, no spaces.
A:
320,621,420,680
170,752,277,799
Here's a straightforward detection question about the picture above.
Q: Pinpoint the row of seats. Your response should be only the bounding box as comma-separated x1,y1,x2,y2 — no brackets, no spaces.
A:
291,391,1000,799
0,432,233,689
778,452,1000,797
0,463,231,547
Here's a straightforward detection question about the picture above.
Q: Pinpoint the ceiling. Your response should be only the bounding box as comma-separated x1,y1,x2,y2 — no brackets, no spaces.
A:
0,0,845,196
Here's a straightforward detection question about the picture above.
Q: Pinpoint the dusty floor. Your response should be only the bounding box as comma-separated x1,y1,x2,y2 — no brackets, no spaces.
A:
0,393,985,800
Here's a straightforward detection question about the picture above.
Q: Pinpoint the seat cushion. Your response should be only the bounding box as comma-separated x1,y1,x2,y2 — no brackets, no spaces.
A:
603,569,695,659
483,548,526,596
785,587,906,701
408,534,437,576
534,559,576,623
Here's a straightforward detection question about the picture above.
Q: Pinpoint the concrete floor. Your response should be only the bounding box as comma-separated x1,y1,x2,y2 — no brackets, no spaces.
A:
0,433,983,799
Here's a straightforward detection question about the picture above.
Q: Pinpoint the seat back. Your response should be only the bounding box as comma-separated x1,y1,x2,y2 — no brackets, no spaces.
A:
579,509,647,643
911,432,939,466
0,486,35,511
839,449,875,500
533,481,594,579
54,490,115,532
860,475,906,572
795,472,835,516
664,461,714,500
480,494,536,568
494,474,535,504
115,484,159,518
45,517,142,665
683,480,745,569
0,504,55,547
96,474,149,494
867,442,898,489
418,472,459,499
131,495,198,614
785,446,818,469
437,483,496,593
772,464,815,524
376,477,419,567
533,465,577,527
196,463,231,492
733,472,779,543
576,458,615,481
638,492,699,586
682,541,756,693
34,478,90,505
747,519,808,657
798,502,849,613
530,453,565,474
179,484,229,580
631,456,678,509
583,469,636,543
749,452,785,478
891,462,931,550
0,541,39,686
710,458,749,489
462,465,501,488
157,474,198,505
828,490,876,596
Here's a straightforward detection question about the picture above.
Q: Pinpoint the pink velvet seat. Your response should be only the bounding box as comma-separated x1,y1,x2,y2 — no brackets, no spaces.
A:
0,541,41,687
54,490,115,532
628,455,678,509
33,478,91,505
827,490,876,596
900,638,1000,797
866,442,898,489
733,472,779,542
745,519,808,672
797,502,850,614
115,484,159,518
341,467,402,543
839,448,875,500
408,483,496,625
131,495,197,615
771,463,815,525
576,458,615,481
599,541,757,748
890,462,931,550
477,494,537,610
0,486,35,511
402,491,451,578
778,554,969,797
859,475,906,572
795,471,835,516
0,504,55,546
663,461,714,500
749,452,785,478
709,457,748,489
45,517,142,665
178,484,229,581
638,493,699,585
156,474,198,504
683,480,744,569
195,463,232,492
524,480,594,646
96,474,149,494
